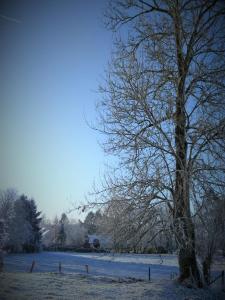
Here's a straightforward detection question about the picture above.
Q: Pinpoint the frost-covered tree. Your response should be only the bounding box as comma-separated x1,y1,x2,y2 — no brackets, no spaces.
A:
40,215,53,247
41,216,87,248
65,221,87,247
93,0,225,287
83,210,103,234
0,190,42,253
0,189,17,252
10,197,32,252
25,198,42,252
57,223,66,247
0,219,7,271
195,190,225,284
11,196,36,252
0,219,7,249
56,213,68,247
99,199,174,253
83,211,96,234
9,194,41,252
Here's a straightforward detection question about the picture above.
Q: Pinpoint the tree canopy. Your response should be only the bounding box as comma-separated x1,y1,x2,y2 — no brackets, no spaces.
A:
93,0,225,287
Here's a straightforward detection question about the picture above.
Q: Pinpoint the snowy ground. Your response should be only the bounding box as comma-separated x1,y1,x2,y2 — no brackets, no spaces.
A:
1,251,224,299
1,272,224,300
3,251,179,280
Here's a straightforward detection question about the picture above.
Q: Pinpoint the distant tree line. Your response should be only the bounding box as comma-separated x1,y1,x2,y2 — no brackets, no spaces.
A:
82,208,174,254
0,189,42,254
41,213,87,250
85,191,225,283
41,211,110,252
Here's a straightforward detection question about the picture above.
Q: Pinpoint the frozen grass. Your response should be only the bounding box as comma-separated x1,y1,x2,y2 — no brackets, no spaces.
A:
0,272,224,300
1,252,224,299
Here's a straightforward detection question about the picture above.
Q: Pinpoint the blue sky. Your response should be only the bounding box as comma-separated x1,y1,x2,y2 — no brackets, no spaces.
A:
0,0,112,220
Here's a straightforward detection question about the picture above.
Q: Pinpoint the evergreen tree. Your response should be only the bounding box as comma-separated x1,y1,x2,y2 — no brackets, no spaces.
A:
57,213,68,247
0,189,17,252
0,219,7,271
18,195,42,252
83,210,103,234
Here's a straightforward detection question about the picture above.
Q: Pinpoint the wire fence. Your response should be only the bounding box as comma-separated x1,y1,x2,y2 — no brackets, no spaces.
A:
4,252,180,280
4,252,224,290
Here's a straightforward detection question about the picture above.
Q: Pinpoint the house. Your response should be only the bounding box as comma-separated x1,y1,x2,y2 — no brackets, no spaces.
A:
84,234,112,250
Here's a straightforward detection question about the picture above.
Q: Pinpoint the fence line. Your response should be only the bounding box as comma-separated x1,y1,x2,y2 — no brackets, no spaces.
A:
208,270,224,291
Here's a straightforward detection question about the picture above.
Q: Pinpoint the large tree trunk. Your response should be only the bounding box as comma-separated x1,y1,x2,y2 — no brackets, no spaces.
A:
173,2,202,287
174,213,202,286
173,79,203,287
174,116,202,286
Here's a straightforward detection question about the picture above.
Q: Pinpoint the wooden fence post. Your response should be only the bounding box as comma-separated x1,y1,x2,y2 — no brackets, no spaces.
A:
85,264,89,274
29,260,35,273
222,270,224,290
148,266,151,281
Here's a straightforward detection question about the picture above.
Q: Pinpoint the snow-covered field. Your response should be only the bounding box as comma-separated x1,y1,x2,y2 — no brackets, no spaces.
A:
1,251,224,299
3,251,179,280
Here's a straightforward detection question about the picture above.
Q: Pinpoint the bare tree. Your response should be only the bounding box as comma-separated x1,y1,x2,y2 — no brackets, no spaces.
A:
93,0,225,287
99,198,170,253
195,189,225,284
0,189,17,269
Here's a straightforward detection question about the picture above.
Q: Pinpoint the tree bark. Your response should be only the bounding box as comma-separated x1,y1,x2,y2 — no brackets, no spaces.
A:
0,250,3,272
174,102,202,286
173,2,202,287
202,256,211,285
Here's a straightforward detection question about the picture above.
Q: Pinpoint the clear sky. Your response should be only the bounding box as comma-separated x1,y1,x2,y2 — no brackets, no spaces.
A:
0,0,112,220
